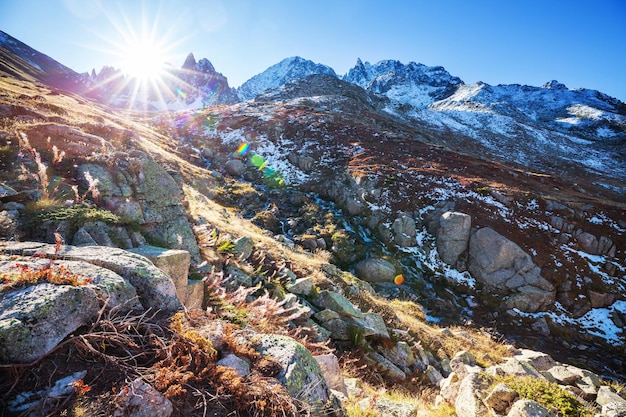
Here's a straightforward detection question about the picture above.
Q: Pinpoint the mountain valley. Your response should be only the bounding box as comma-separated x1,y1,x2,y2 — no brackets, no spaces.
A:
1,28,625,416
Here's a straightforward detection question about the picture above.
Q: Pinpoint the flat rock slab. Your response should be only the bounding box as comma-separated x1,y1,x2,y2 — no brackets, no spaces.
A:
0,257,141,311
1,242,181,312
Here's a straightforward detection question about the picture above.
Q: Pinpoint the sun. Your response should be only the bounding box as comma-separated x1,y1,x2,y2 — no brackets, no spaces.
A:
119,37,167,82
88,4,191,109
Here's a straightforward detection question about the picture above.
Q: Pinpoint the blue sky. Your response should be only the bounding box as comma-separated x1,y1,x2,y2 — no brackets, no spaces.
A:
1,0,625,101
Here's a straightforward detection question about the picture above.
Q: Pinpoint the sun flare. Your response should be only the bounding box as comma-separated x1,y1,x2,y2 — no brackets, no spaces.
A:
119,38,167,82
90,5,192,109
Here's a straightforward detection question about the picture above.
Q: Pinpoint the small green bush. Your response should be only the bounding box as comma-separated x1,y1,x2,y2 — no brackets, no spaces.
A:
496,375,593,417
34,204,121,228
473,186,490,196
217,239,235,254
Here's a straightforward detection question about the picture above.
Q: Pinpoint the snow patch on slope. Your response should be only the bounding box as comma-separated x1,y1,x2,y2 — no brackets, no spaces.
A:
515,301,626,345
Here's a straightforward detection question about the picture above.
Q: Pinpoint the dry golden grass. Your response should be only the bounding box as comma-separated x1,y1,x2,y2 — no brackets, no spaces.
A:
183,183,330,284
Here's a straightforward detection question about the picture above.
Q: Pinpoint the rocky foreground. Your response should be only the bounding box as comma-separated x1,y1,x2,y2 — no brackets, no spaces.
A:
1,240,626,416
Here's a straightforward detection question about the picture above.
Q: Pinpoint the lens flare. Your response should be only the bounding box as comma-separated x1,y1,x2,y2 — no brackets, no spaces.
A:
237,142,249,155
246,152,285,185
394,275,405,285
176,88,187,99
250,153,265,168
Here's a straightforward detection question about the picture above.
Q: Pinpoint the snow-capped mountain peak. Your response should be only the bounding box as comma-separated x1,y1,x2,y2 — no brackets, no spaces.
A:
543,79,568,90
236,56,337,101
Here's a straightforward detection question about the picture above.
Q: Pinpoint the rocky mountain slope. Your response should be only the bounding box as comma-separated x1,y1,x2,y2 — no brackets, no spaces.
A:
1,30,626,417
162,73,625,371
0,30,90,96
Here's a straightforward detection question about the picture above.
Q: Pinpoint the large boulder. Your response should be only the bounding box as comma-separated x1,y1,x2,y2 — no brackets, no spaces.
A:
129,245,190,304
468,227,554,312
352,312,390,339
354,258,396,283
254,334,333,407
392,213,416,247
315,354,348,396
0,283,99,363
455,373,489,417
437,212,471,265
312,290,363,318
71,260,141,310
596,386,626,407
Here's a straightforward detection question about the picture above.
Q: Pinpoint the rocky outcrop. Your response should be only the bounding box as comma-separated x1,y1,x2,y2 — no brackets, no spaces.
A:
128,245,202,309
574,230,616,257
2,242,182,312
76,151,200,262
0,240,195,363
468,227,554,312
172,55,238,107
437,348,613,417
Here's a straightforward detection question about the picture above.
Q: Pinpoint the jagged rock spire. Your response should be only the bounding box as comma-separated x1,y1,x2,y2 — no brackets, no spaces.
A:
182,53,197,71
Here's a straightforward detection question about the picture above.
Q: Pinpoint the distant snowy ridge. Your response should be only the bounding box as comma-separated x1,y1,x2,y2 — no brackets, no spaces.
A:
342,58,463,108
236,56,336,101
428,80,626,139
